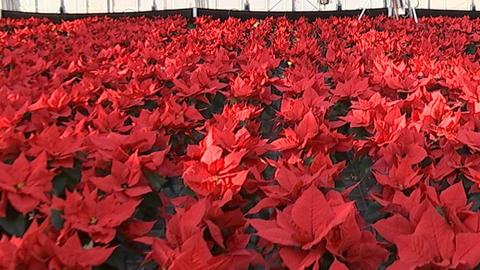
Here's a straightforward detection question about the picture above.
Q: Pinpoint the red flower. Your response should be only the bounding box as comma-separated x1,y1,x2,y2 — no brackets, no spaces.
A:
375,184,480,270
230,77,255,98
150,231,259,270
143,196,261,270
0,152,54,216
89,151,151,200
173,65,228,97
27,125,84,168
250,186,354,269
28,87,72,117
59,188,140,243
0,235,16,269
183,131,250,197
50,233,115,269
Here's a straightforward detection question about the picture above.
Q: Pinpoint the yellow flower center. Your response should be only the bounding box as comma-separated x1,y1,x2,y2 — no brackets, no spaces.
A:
15,182,25,190
89,217,98,225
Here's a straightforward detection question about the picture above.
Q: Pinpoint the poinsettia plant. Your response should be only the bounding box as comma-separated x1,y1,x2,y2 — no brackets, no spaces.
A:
1,13,480,270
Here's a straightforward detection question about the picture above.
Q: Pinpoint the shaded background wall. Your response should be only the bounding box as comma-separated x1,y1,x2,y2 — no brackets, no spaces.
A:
0,0,476,14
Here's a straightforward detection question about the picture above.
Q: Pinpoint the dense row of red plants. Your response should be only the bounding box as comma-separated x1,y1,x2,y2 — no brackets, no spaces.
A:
1,14,480,269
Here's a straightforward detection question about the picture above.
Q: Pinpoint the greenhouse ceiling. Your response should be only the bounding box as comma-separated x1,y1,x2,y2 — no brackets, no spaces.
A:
0,0,477,13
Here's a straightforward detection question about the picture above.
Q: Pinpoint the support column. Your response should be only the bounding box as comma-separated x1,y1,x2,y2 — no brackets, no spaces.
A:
60,0,65,13
388,0,392,17
244,0,250,10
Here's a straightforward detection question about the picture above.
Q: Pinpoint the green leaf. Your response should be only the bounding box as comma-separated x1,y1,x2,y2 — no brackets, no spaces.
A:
468,193,480,211
140,261,159,270
52,165,81,197
320,252,335,270
260,103,282,140
145,171,168,191
335,154,385,223
326,100,351,121
351,127,371,140
261,165,276,180
193,94,220,120
0,207,27,236
303,156,314,166
143,99,159,111
361,201,386,224
465,43,478,55
135,192,162,221
210,92,227,114
461,174,474,192
51,209,64,230
435,205,446,217
93,246,127,270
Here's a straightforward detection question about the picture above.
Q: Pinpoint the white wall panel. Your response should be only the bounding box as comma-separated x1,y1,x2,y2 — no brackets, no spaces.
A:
17,0,35,11
216,0,241,9
249,0,267,10
37,0,60,12
343,0,385,9
268,0,293,11
64,0,87,13
296,0,335,11
446,0,473,10
140,0,155,11
167,0,190,9
113,0,137,12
